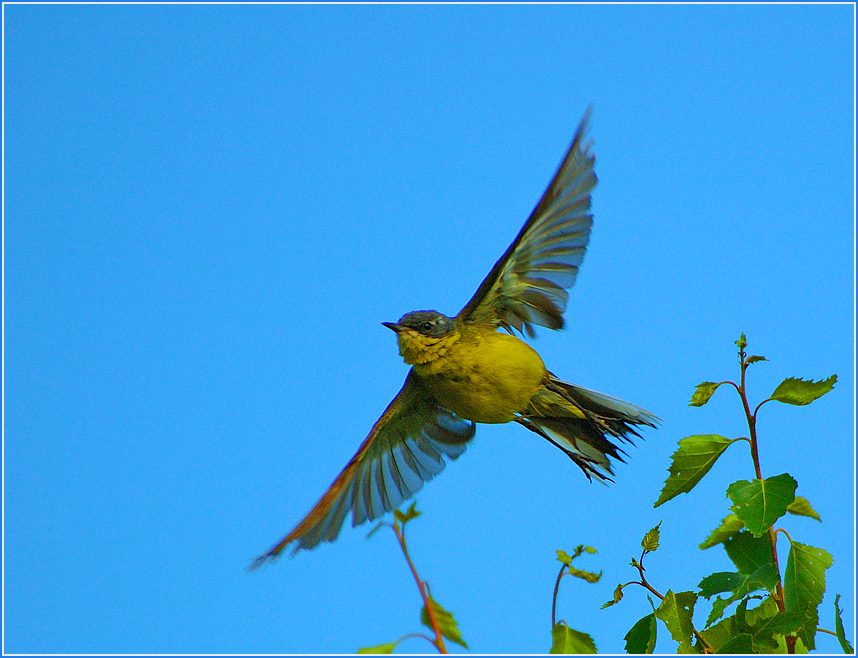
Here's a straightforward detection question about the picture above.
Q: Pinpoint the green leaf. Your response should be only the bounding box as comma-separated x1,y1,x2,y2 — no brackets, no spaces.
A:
770,375,837,406
746,595,780,623
698,565,778,599
601,583,624,609
357,642,397,654
746,355,768,365
700,514,744,549
558,545,597,565
420,596,468,649
641,522,662,552
835,594,854,654
745,600,805,653
722,596,805,653
549,622,597,654
699,549,779,627
568,565,602,584
784,541,833,650
787,496,822,522
654,435,736,507
726,474,797,537
755,610,804,633
700,595,782,652
556,549,572,566
624,613,657,654
557,546,601,582
394,502,421,524
716,632,753,653
655,590,697,653
775,634,810,653
699,572,747,598
699,612,734,651
732,597,752,634
723,530,774,574
705,596,735,628
735,333,747,351
689,381,724,407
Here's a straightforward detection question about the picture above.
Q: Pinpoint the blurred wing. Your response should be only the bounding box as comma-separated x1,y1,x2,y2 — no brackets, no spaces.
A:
457,110,596,337
250,372,475,566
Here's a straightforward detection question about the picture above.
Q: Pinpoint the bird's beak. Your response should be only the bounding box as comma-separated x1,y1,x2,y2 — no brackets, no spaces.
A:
382,321,404,333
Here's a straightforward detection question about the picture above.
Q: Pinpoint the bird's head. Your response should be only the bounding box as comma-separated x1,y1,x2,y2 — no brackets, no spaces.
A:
383,310,458,365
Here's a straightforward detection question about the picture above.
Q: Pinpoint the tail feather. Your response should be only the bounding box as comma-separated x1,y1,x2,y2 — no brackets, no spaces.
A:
519,375,659,481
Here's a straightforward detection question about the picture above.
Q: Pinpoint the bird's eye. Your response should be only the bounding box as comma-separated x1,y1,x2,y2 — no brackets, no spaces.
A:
422,322,433,332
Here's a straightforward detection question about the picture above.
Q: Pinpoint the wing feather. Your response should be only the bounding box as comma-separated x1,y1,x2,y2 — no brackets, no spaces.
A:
250,372,475,566
457,109,597,335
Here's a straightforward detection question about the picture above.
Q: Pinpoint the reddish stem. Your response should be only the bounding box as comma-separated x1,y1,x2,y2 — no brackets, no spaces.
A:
393,522,447,654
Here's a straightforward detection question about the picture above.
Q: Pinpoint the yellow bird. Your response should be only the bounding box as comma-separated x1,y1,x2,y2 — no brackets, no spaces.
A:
252,110,657,567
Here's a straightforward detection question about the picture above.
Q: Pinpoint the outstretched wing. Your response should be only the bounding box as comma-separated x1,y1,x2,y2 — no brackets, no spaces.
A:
250,373,475,566
457,110,597,337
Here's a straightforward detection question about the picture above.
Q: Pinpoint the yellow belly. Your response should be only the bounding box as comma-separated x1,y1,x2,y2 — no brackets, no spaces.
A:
413,328,547,424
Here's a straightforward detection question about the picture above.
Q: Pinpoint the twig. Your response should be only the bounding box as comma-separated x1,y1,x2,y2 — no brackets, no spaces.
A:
392,521,447,654
551,563,565,628
632,556,713,653
737,348,795,654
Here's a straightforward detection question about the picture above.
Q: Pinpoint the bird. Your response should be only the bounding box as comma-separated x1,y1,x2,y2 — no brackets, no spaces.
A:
251,109,658,568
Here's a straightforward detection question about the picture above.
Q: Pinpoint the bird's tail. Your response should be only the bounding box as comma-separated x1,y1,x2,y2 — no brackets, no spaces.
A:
519,374,659,481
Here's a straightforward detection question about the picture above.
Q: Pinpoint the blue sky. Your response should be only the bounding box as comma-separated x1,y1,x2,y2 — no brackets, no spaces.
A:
4,3,854,654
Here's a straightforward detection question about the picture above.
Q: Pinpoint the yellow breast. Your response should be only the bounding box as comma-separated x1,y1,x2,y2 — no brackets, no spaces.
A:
405,325,547,424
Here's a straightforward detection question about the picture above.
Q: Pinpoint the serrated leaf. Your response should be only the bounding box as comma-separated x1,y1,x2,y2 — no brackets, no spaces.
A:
700,514,744,549
787,496,822,522
699,572,747,598
723,530,774,574
556,550,572,566
726,474,797,537
689,381,724,407
655,590,697,653
784,541,833,650
641,522,662,552
699,564,779,600
705,596,735,628
700,562,779,628
746,355,768,365
745,595,781,625
699,610,734,650
357,642,397,654
549,622,597,654
755,610,805,636
717,632,753,653
731,606,805,654
654,435,736,507
420,596,468,649
732,597,752,634
770,375,837,406
394,502,421,524
601,583,624,609
835,594,854,654
624,613,657,654
701,596,779,649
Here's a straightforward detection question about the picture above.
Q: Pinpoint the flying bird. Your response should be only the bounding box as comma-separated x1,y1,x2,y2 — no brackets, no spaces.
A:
252,110,658,567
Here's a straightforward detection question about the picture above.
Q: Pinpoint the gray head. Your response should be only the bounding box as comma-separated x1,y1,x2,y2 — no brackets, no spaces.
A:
383,310,455,337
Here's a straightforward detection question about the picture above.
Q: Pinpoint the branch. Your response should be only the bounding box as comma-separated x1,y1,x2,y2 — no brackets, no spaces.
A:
392,521,447,654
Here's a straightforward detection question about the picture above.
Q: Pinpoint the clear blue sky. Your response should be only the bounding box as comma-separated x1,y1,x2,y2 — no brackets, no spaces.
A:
4,3,854,654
